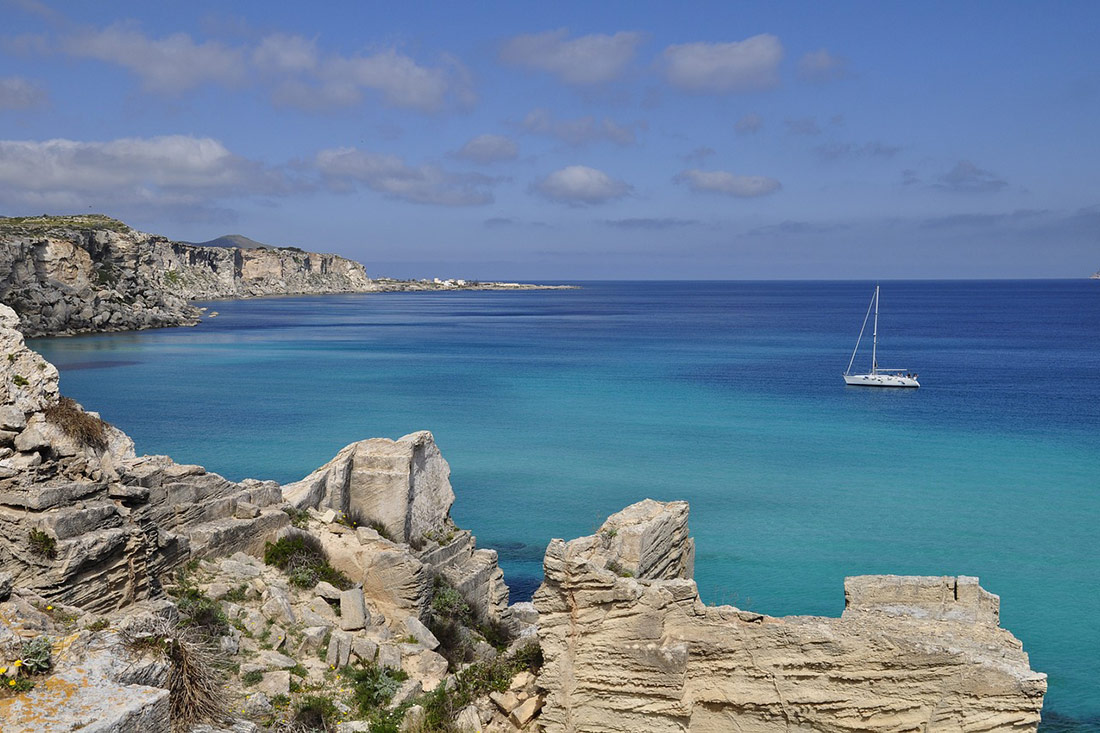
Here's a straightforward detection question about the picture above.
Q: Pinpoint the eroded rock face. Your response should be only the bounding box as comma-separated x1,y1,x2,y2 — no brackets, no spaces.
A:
285,432,509,622
0,219,374,337
0,307,289,612
534,500,1047,733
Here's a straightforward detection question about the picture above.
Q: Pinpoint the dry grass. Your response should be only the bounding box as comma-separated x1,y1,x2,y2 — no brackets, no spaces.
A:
123,615,229,732
43,397,109,451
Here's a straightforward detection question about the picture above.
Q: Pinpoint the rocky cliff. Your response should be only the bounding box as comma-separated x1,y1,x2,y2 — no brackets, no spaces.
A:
0,214,374,337
533,500,1047,732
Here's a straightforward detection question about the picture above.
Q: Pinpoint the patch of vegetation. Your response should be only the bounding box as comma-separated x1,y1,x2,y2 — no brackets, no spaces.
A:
0,214,131,234
20,636,53,675
427,575,511,669
122,615,229,732
12,374,29,387
223,584,248,603
282,506,311,528
417,641,544,731
172,571,230,637
5,676,35,693
607,560,634,578
341,662,408,715
164,269,182,285
28,529,57,559
86,617,110,632
44,396,110,451
241,669,264,686
263,535,352,590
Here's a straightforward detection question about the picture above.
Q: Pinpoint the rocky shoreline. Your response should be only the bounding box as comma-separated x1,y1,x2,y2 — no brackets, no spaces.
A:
0,215,573,339
0,300,1047,731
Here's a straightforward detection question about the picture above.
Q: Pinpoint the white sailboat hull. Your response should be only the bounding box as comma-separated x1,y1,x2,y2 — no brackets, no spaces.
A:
843,373,919,388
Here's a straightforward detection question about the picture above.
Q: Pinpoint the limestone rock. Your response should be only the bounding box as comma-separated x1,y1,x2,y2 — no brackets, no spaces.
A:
340,586,369,630
257,670,290,697
0,219,375,338
405,615,440,650
533,499,1047,733
287,431,509,623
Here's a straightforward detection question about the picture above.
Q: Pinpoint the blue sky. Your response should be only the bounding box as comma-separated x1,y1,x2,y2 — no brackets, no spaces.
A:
1,1,1097,279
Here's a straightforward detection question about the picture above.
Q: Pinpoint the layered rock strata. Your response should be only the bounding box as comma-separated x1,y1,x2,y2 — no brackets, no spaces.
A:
0,303,290,612
534,499,1047,733
284,432,510,624
0,215,373,337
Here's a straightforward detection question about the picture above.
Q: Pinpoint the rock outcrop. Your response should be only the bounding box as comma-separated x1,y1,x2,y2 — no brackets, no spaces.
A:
284,432,510,624
0,215,373,337
0,303,291,611
534,500,1046,733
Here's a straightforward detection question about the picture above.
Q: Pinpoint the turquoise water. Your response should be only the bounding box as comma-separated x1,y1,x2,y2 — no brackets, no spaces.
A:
29,281,1100,729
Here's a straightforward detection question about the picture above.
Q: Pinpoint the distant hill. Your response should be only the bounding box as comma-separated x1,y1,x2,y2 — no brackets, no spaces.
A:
183,233,277,250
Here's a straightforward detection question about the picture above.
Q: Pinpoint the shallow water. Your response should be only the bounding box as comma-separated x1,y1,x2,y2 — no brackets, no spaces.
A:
30,281,1100,728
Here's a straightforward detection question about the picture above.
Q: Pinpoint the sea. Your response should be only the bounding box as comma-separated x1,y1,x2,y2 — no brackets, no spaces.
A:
29,280,1100,730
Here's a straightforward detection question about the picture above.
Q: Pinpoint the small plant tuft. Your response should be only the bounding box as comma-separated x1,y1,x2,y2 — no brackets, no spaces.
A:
43,396,109,451
241,669,264,686
282,506,311,528
19,636,53,675
28,529,57,559
12,374,29,387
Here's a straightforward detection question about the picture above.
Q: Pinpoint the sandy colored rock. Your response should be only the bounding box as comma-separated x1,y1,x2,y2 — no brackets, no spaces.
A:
534,499,1047,733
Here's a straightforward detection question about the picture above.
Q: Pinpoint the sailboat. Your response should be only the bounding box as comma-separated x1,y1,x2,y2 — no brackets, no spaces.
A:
843,285,919,388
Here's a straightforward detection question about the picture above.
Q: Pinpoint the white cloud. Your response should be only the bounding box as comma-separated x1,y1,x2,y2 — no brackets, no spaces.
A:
253,33,319,73
30,24,471,112
500,29,645,85
314,147,495,206
0,135,287,220
65,23,246,94
453,134,518,164
522,108,641,146
798,48,849,82
661,35,783,93
0,76,47,110
675,169,781,197
735,112,763,135
270,44,474,112
531,165,631,205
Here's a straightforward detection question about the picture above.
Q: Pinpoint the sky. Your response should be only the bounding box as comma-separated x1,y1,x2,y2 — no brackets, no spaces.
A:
1,1,1097,279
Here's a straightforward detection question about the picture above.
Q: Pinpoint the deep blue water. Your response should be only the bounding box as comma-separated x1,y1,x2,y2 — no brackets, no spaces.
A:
30,281,1100,729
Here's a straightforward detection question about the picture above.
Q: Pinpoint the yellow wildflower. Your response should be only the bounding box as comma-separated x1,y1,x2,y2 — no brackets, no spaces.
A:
13,660,21,667
7,679,14,687
0,666,6,674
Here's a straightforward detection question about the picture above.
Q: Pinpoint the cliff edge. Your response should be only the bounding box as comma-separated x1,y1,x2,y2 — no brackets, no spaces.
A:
533,500,1047,732
0,214,374,337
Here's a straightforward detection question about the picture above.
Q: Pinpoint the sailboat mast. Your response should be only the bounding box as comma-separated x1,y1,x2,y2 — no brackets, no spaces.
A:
871,285,879,374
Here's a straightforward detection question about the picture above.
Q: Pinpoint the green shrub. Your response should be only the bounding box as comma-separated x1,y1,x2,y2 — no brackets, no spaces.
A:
12,374,29,387
241,670,264,686
19,636,53,675
342,662,408,714
172,572,229,637
28,529,57,559
263,535,352,590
